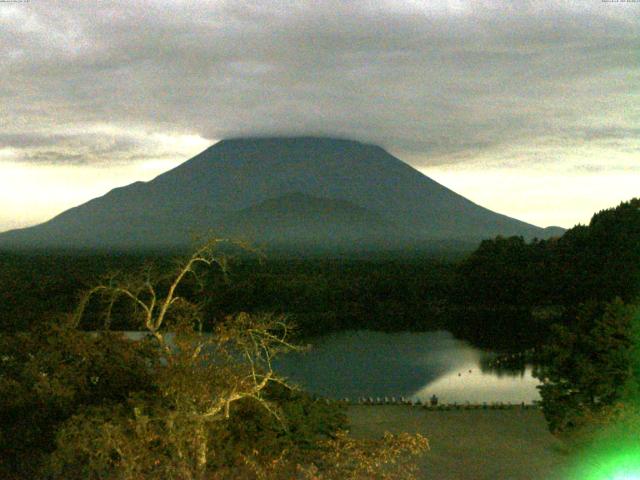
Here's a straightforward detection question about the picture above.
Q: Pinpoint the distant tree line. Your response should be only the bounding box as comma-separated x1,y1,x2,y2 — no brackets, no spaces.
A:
1,199,639,355
0,252,457,336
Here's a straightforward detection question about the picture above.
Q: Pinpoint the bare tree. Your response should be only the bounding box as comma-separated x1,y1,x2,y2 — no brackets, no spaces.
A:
45,239,429,480
67,239,300,479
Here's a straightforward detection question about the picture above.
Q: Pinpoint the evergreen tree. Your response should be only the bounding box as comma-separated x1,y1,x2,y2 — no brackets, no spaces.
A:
535,299,636,434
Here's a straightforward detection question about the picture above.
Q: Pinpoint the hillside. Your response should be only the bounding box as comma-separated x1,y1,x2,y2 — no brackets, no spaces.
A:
0,137,562,251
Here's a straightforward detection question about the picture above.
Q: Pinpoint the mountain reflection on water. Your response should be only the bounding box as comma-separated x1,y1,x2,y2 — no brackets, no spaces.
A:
274,330,541,404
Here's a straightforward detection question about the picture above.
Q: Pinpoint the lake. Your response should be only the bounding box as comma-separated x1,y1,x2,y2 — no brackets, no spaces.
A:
274,330,541,404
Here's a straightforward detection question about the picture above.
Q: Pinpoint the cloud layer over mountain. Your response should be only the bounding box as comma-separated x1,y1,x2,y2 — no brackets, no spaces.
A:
2,0,638,171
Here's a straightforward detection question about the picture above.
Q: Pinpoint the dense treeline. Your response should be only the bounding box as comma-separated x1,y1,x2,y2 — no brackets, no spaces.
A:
1,198,638,353
0,251,175,331
202,258,455,335
0,252,457,335
452,198,640,349
457,198,640,306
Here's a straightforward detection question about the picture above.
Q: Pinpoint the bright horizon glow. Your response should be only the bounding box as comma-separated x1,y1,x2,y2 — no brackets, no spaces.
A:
0,158,186,233
0,131,212,233
420,167,640,229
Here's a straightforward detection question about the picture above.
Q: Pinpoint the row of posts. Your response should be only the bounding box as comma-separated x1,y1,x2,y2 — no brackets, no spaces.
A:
319,396,541,410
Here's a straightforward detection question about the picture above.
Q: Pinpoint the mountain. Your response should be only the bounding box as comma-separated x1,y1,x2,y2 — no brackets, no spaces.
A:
0,137,564,251
217,192,391,242
541,226,566,238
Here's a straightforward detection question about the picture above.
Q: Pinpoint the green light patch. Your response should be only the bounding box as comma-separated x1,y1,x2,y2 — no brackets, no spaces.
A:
570,444,640,480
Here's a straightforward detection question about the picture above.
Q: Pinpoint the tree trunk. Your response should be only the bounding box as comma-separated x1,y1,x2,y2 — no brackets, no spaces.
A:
194,424,208,480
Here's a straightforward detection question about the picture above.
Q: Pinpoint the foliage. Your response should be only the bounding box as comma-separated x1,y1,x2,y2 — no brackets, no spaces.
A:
557,311,640,478
1,240,429,479
295,430,429,480
0,250,456,335
534,299,637,434
453,197,640,349
0,318,157,478
455,235,534,306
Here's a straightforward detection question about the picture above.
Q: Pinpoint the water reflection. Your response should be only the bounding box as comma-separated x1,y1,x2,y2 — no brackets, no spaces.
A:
479,354,528,378
274,330,541,404
412,362,540,404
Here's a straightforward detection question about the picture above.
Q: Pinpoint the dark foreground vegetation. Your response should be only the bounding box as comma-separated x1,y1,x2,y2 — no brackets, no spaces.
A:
1,198,639,477
0,242,428,479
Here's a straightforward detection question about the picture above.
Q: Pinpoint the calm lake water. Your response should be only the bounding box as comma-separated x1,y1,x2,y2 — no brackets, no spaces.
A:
274,330,541,404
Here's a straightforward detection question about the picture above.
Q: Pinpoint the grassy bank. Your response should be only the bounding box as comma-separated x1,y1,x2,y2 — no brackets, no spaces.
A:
347,405,572,480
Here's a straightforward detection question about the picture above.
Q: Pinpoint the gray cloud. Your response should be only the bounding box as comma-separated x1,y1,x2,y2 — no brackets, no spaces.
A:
0,129,194,165
1,0,639,168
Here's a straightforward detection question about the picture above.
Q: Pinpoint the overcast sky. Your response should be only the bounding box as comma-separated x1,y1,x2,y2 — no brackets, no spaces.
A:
1,0,638,232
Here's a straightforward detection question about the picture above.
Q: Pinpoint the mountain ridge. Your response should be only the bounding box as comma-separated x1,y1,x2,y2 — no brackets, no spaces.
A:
0,137,564,251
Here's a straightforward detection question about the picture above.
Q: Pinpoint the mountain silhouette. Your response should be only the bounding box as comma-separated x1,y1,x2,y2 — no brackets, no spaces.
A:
0,137,563,251
217,192,391,241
